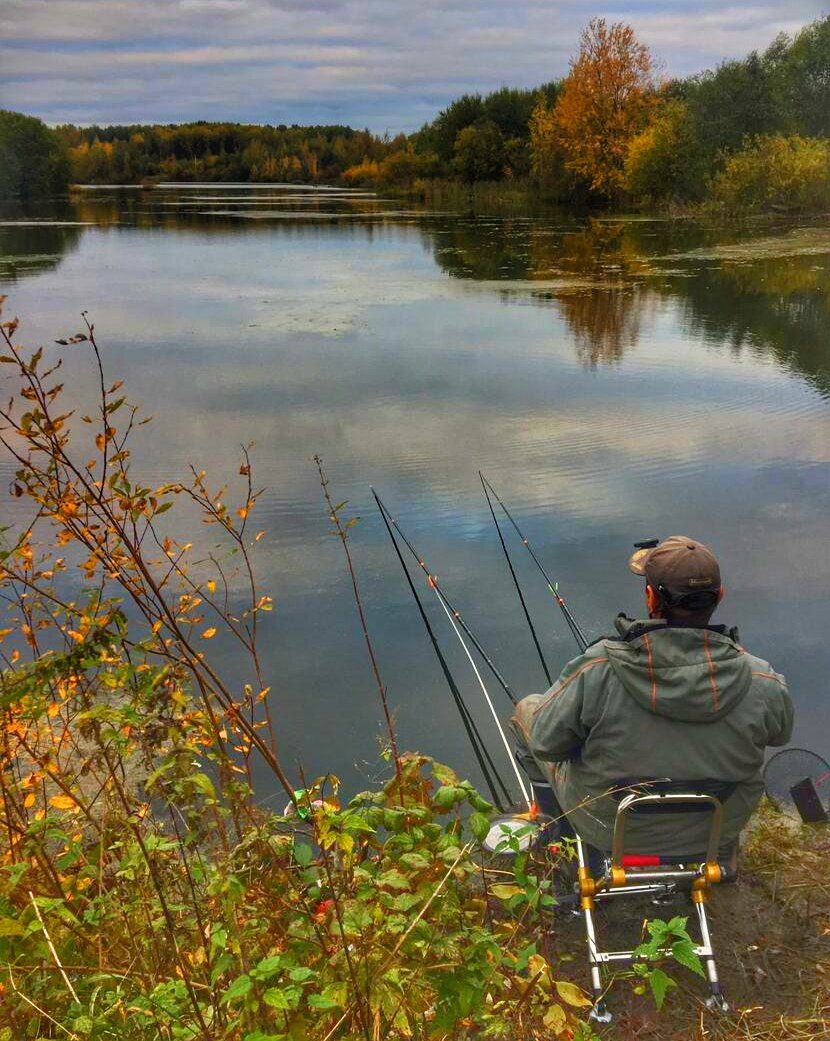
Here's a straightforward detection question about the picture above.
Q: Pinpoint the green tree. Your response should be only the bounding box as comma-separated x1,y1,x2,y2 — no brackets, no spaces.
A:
625,99,705,202
452,120,506,183
0,110,70,202
777,16,830,137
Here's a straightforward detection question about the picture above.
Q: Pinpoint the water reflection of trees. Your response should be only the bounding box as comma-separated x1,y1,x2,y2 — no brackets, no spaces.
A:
558,285,654,367
0,221,83,281
672,256,830,398
427,214,830,393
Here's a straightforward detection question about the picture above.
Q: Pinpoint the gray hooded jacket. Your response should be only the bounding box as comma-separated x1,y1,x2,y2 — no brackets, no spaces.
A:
511,617,794,855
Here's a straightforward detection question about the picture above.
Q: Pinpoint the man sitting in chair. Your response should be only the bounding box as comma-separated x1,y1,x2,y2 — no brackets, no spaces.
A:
511,536,794,864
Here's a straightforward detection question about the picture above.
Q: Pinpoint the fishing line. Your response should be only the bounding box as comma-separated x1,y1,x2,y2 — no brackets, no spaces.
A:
373,491,517,706
374,492,511,810
480,474,589,652
479,470,552,686
434,595,532,810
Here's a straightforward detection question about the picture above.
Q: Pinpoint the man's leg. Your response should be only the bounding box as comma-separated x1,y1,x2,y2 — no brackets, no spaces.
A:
510,695,573,835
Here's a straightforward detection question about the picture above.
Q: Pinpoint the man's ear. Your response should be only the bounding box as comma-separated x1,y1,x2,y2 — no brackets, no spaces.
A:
717,585,725,604
645,584,659,614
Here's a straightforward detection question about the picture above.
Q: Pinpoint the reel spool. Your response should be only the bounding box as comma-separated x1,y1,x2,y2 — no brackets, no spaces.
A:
764,748,830,823
481,812,541,855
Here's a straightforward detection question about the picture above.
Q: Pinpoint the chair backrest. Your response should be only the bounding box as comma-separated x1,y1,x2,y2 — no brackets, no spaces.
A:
611,778,736,812
610,785,726,869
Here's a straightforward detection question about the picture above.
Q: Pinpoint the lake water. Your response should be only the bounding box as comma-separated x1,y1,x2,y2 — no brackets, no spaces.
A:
1,185,829,803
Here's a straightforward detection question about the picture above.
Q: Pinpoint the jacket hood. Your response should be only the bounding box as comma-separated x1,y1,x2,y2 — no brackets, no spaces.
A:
605,618,751,722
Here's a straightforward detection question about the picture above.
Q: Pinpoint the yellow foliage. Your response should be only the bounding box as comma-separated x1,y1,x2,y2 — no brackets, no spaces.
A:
554,18,658,197
712,134,830,212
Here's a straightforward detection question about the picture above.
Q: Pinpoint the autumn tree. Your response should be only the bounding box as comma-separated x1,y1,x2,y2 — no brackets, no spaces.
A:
554,19,658,198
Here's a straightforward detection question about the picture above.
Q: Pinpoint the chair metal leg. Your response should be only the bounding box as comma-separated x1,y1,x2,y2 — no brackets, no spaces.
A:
695,899,729,1013
577,838,613,1023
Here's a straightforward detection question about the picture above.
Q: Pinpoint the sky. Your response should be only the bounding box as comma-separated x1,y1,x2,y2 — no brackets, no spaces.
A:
1,0,826,133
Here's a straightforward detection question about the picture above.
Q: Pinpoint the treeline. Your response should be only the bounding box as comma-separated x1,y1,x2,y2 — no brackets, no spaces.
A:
392,13,830,210
56,121,392,184
3,12,830,211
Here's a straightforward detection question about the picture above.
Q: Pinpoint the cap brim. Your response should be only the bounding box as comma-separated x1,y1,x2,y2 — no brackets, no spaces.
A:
628,548,651,576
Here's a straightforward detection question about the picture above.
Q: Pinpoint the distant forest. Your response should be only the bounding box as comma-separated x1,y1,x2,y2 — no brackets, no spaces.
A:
3,12,830,211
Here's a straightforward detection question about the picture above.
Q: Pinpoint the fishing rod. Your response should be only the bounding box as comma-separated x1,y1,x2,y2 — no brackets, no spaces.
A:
373,490,531,811
373,493,512,811
373,492,516,707
479,472,552,687
479,473,589,653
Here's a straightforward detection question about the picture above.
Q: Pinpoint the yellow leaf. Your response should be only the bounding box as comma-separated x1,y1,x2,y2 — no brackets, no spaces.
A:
543,1004,567,1034
49,794,77,811
554,980,592,1008
236,507,248,519
206,580,216,594
490,884,524,900
67,630,84,643
23,793,36,809
47,703,61,718
202,627,217,640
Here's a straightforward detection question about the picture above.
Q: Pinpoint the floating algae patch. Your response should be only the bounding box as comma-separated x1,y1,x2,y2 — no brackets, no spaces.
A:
666,227,830,263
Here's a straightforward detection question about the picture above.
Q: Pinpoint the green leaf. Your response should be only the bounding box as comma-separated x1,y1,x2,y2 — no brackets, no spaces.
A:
72,1017,94,1036
433,785,466,809
221,974,252,1004
308,994,339,1010
288,966,315,983
210,927,228,951
468,811,490,841
263,987,292,1010
671,938,705,978
250,954,283,980
376,868,410,891
293,841,313,867
647,967,676,1010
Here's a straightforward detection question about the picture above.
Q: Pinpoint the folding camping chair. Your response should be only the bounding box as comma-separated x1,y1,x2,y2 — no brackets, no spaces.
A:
574,782,733,1023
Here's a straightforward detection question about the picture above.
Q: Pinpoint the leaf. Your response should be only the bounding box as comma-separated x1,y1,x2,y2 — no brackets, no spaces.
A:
221,974,252,1004
647,967,676,1009
543,1003,568,1034
201,627,217,639
207,580,217,594
288,966,315,983
554,979,593,1008
308,993,340,1010
0,917,24,937
49,794,77,811
671,938,706,977
490,883,524,900
468,811,491,841
250,954,282,980
293,841,313,867
263,987,291,1009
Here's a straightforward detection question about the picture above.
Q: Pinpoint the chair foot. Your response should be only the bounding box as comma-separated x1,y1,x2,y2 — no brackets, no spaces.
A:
589,1000,612,1024
705,985,729,1014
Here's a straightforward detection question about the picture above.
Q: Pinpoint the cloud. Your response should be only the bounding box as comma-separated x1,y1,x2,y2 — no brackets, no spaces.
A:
1,0,826,130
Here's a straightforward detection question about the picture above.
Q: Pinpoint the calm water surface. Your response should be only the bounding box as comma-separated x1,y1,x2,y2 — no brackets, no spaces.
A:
1,186,829,800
